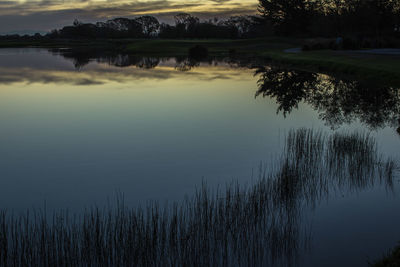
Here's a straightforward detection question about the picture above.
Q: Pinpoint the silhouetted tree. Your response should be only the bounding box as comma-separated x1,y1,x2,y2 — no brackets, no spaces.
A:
258,0,400,38
58,20,98,38
99,18,143,38
135,16,160,37
174,13,200,38
159,23,178,38
258,0,312,35
225,16,253,37
73,19,83,27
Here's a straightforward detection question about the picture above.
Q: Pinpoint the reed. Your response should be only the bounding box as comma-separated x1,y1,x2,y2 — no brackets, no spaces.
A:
0,129,395,266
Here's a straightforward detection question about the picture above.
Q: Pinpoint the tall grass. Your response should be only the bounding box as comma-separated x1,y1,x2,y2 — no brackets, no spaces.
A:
0,129,396,266
278,129,395,208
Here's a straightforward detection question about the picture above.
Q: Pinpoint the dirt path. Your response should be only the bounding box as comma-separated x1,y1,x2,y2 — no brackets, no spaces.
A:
351,48,400,55
284,47,400,56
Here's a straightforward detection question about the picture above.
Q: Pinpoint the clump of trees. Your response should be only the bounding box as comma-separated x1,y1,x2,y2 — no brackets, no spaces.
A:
48,16,160,39
258,0,400,37
1,1,399,47
160,13,267,39
0,33,44,41
45,14,266,40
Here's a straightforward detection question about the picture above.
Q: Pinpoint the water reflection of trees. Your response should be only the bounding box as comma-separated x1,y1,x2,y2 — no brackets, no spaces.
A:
52,49,209,71
255,66,400,130
97,55,161,69
51,49,400,130
255,67,318,116
51,49,163,69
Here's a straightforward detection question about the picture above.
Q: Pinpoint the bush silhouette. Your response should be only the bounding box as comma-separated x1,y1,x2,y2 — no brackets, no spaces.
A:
188,45,208,60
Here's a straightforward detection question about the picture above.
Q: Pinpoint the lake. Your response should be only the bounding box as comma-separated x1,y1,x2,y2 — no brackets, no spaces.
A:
0,48,399,266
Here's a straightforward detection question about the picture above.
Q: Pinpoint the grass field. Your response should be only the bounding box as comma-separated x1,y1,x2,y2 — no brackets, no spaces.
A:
263,49,400,86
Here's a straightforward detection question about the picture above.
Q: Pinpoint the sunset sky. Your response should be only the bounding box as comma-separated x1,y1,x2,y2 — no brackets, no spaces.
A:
0,0,258,34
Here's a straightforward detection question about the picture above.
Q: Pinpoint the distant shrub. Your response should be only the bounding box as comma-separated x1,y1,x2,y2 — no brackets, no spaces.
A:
342,36,400,50
302,38,333,51
188,45,208,60
302,36,400,51
228,48,237,55
342,37,359,50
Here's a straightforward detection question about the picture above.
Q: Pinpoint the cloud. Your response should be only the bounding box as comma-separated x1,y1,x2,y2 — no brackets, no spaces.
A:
0,0,257,33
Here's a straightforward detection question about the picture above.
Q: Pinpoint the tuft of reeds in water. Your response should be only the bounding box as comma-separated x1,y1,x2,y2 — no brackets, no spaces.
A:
0,129,396,267
0,183,299,267
275,129,395,209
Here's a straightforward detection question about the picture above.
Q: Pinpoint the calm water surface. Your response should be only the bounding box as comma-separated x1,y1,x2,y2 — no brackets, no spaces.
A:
0,48,399,266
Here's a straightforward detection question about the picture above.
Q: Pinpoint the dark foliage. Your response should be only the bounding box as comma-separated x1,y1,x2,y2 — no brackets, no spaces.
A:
371,244,400,266
49,17,160,39
255,66,400,130
258,0,400,38
0,13,271,41
188,45,209,60
43,49,400,132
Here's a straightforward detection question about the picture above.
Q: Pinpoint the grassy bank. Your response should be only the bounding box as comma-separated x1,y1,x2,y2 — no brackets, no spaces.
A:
262,49,400,87
1,37,400,86
123,38,299,56
122,38,400,86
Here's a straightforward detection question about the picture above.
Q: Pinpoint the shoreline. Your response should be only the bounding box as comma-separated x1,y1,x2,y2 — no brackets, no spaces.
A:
1,38,400,86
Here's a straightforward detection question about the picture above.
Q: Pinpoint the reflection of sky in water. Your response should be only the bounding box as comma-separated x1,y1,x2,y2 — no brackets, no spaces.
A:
0,48,399,267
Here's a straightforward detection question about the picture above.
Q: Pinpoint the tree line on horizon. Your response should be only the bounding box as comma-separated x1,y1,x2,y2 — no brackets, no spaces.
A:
0,14,267,40
0,0,399,41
